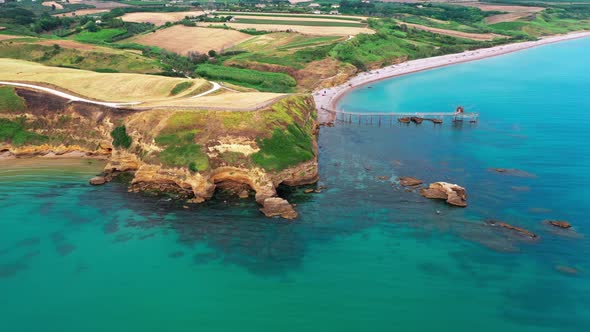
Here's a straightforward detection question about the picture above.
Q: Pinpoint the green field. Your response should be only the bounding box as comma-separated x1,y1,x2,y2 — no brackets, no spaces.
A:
74,29,128,43
277,36,343,50
0,41,162,73
195,64,297,93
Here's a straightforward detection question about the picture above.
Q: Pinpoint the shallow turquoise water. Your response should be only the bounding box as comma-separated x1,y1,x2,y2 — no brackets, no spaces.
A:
1,38,589,332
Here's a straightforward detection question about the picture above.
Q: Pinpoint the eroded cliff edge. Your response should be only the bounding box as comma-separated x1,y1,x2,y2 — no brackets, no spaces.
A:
0,86,319,219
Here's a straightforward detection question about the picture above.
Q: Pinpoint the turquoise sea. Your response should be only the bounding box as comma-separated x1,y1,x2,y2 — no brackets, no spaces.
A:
1,37,589,332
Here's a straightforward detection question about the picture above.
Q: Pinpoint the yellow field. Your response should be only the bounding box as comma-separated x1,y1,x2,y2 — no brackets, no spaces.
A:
0,35,20,41
128,26,255,55
0,59,208,102
121,11,205,26
221,11,368,20
42,1,64,9
54,9,109,18
143,91,285,110
199,23,373,36
232,15,362,24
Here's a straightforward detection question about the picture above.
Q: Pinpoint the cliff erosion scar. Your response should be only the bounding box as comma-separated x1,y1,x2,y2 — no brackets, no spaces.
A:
0,86,319,219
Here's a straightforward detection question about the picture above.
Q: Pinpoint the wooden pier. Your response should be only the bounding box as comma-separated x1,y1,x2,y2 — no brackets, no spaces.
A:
323,107,479,127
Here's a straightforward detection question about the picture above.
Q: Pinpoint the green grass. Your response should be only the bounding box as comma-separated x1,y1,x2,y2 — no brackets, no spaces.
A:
234,18,364,27
74,29,128,43
155,130,209,171
0,87,26,113
111,126,132,149
277,36,342,51
170,81,194,96
0,41,162,73
195,64,296,93
251,124,314,171
0,118,47,146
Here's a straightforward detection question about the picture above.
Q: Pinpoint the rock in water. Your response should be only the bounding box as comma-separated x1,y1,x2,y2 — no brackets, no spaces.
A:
420,182,467,207
89,176,106,185
485,220,538,239
398,177,423,186
260,197,298,220
546,220,572,229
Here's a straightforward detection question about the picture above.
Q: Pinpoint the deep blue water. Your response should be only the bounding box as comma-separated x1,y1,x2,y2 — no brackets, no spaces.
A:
0,38,589,331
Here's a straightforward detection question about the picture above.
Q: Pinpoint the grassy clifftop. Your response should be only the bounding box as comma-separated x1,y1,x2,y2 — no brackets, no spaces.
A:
129,94,317,173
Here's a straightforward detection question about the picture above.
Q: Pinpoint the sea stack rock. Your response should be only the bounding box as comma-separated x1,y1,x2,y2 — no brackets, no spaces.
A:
260,197,298,220
421,182,467,207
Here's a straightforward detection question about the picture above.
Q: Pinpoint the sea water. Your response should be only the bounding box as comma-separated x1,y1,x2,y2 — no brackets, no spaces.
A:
1,38,589,332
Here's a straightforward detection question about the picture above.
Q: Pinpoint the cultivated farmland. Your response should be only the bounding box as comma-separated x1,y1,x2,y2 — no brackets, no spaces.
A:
120,11,205,26
199,23,373,36
128,26,254,55
0,59,208,102
142,91,286,110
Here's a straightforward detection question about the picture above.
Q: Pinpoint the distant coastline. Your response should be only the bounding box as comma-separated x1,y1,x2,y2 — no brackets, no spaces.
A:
314,30,590,123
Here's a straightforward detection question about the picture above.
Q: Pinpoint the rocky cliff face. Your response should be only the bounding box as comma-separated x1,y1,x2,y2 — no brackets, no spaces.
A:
0,87,319,219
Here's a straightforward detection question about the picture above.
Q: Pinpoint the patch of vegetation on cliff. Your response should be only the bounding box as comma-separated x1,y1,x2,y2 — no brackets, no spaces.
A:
111,126,132,149
251,124,314,171
155,130,209,171
170,81,194,96
145,94,316,172
195,64,296,93
0,87,26,113
0,118,47,146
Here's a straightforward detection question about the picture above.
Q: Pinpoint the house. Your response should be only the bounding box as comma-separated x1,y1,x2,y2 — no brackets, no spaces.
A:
329,10,339,15
308,3,320,8
95,20,102,25
255,4,266,8
331,4,340,9
312,10,321,15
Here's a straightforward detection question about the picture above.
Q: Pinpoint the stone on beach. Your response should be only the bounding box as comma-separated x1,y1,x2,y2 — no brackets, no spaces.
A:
260,197,298,220
420,182,467,207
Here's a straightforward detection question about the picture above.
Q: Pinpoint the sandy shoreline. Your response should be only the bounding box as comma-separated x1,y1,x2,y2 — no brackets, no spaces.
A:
314,31,590,123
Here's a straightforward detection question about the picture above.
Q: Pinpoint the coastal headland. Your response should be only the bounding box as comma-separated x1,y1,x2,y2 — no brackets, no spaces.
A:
315,31,590,123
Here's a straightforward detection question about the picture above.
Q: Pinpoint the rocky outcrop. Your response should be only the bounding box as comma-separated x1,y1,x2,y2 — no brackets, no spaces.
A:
546,220,572,229
260,197,298,220
421,182,467,207
485,219,538,239
2,88,318,220
488,168,535,178
398,176,423,187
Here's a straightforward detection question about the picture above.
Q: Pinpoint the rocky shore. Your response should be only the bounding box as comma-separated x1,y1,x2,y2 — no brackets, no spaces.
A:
0,87,319,220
